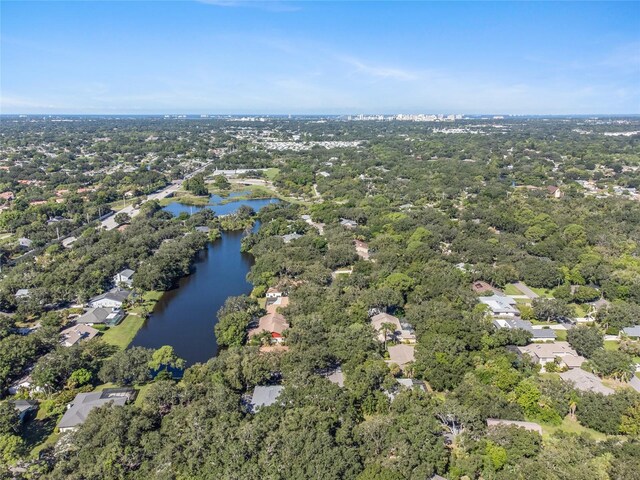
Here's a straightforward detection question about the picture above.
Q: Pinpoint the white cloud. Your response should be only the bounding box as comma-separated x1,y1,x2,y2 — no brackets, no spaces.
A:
338,56,419,81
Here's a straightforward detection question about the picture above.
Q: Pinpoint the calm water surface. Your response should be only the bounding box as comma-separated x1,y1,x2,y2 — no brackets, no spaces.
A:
130,195,277,365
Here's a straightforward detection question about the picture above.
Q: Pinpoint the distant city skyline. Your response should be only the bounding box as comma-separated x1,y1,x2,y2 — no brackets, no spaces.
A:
1,1,639,115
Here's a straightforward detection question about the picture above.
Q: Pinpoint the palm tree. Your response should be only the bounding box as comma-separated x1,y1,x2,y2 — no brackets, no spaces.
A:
381,322,397,350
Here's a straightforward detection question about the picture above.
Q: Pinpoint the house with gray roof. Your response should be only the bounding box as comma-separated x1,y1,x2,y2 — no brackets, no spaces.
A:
249,385,284,413
18,238,32,249
11,400,37,422
113,269,134,287
340,218,358,229
628,375,640,393
195,226,210,233
75,307,124,326
560,368,614,395
281,233,303,244
58,388,136,432
621,325,640,339
493,318,556,341
88,288,131,309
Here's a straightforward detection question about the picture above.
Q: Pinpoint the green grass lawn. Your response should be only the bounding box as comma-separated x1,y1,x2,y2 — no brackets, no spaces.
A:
504,283,524,295
570,303,588,317
102,314,145,350
540,416,610,441
134,383,153,407
530,286,554,298
264,168,280,181
604,340,620,351
514,297,531,306
555,329,568,341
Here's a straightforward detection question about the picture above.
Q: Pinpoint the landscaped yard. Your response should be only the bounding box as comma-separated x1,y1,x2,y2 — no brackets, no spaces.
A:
604,340,620,351
530,286,554,298
264,168,280,181
539,416,611,441
504,283,523,295
102,314,145,350
555,329,567,341
570,303,588,317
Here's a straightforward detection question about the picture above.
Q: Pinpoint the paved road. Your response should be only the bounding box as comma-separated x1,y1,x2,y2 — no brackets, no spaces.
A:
513,282,540,299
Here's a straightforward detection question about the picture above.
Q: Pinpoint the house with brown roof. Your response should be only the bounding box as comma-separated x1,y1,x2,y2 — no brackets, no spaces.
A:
248,313,289,343
371,312,416,344
60,324,99,347
517,342,585,370
386,344,415,369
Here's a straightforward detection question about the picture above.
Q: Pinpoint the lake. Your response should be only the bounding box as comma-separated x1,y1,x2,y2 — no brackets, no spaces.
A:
130,194,277,365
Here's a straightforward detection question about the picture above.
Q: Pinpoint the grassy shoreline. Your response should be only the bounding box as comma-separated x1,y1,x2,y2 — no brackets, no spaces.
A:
102,291,163,350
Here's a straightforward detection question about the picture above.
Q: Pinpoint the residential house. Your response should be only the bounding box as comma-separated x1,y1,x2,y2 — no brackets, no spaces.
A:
266,295,289,314
281,233,302,244
266,287,283,299
479,295,520,317
371,313,416,344
547,186,564,198
396,378,426,391
8,374,41,396
195,226,210,233
248,313,289,343
113,269,135,288
386,344,416,369
0,191,14,201
58,388,136,432
15,289,30,299
559,368,614,395
326,368,345,387
628,375,640,393
11,400,37,422
249,385,284,413
340,218,358,229
493,318,556,341
486,419,543,435
60,324,99,347
75,307,124,326
621,325,640,339
18,238,33,249
88,288,131,309
354,239,370,260
517,342,586,370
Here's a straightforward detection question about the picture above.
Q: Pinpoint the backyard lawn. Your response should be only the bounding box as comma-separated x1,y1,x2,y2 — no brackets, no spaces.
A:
540,416,610,442
503,283,523,295
530,286,554,298
102,314,145,350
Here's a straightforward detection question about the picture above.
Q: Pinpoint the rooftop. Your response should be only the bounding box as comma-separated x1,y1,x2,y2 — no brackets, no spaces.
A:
250,385,284,412
559,368,614,395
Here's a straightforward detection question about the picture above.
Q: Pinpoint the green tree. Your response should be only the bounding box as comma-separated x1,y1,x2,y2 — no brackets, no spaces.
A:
567,326,603,358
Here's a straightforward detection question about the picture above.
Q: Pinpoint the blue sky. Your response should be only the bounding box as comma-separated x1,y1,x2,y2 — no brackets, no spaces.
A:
1,1,639,114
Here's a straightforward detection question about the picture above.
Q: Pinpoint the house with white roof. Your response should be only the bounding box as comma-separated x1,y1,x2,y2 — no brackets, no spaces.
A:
479,295,520,317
